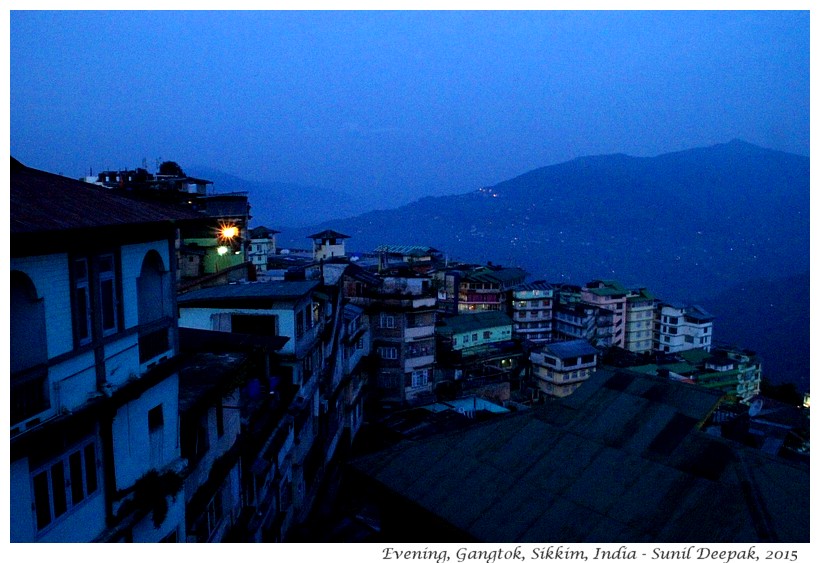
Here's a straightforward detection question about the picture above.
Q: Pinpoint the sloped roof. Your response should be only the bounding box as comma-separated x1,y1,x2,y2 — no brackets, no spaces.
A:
178,280,319,306
512,280,553,292
542,339,599,359
352,368,809,542
374,244,440,256
308,229,350,240
11,157,203,235
462,266,528,285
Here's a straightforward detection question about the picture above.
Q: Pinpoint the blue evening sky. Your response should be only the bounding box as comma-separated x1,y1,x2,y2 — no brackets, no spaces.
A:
9,9,810,204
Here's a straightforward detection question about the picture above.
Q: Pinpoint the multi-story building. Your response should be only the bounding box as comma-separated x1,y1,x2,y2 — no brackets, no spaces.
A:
178,353,246,543
624,288,655,354
654,302,714,353
435,311,521,402
348,274,437,406
340,303,370,446
680,347,761,402
11,157,200,542
248,226,280,273
175,279,328,531
308,229,350,262
580,280,628,347
553,302,614,348
529,339,599,398
509,281,554,343
180,192,252,275
373,244,443,274
437,265,528,315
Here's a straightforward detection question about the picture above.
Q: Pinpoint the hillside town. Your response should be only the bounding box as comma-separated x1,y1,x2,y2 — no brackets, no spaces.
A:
10,160,809,542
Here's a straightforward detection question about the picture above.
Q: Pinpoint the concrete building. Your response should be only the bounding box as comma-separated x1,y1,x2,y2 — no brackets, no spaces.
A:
248,226,280,273
509,281,553,343
308,229,350,262
438,265,528,315
435,311,521,402
348,274,437,406
580,280,628,348
655,302,714,353
10,157,201,542
624,288,655,353
530,339,598,398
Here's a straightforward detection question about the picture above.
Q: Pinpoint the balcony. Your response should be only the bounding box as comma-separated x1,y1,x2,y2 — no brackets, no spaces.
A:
406,325,435,340
404,355,435,371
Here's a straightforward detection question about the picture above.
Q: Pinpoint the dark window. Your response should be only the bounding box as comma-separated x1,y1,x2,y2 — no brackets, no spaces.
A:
231,314,278,336
296,311,305,338
99,254,118,334
31,440,99,532
73,258,92,344
148,405,164,431
216,402,225,438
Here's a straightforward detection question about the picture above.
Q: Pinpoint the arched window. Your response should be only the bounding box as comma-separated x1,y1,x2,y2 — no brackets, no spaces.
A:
137,250,170,325
137,251,172,363
11,270,50,424
11,270,47,373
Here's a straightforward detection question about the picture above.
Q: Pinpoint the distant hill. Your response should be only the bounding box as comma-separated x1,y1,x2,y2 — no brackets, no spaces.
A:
280,140,809,302
187,166,378,228
277,141,809,391
699,271,810,393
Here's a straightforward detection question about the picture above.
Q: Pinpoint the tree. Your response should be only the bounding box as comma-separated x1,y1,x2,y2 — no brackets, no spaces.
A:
158,161,185,177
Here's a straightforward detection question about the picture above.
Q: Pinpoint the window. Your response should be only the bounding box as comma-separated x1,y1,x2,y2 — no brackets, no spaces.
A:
304,305,313,330
11,271,50,424
32,440,99,531
231,314,278,336
483,331,492,340
98,254,118,335
182,413,210,461
148,404,164,466
378,347,397,360
73,258,92,344
216,402,225,438
296,310,305,338
379,313,395,329
411,370,429,388
703,327,709,334
462,335,469,344
472,333,478,342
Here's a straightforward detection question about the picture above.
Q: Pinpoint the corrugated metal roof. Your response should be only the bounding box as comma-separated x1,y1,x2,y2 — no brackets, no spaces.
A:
352,368,809,542
11,157,204,234
542,339,599,359
374,244,439,255
463,267,528,285
178,280,319,305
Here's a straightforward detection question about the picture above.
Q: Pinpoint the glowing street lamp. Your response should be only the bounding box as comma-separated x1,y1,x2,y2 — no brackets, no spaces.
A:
220,225,239,240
